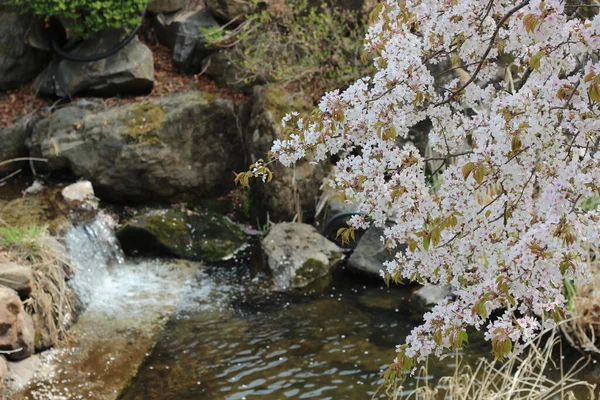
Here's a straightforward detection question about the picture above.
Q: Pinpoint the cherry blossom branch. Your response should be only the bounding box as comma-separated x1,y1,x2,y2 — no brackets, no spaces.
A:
434,0,531,107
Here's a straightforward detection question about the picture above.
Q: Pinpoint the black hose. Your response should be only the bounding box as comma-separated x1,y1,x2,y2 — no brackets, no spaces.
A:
322,211,368,236
322,211,398,237
50,3,148,63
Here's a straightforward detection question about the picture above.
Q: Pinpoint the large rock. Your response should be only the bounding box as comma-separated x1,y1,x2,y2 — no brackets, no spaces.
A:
117,208,246,262
248,85,329,222
0,264,33,298
0,115,39,173
0,287,34,361
0,8,47,91
262,222,342,290
148,0,187,14
348,227,406,278
27,91,248,202
153,7,220,73
34,31,154,98
204,0,255,23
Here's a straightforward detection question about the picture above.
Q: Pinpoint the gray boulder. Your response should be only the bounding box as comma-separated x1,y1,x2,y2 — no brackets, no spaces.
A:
0,8,47,91
0,264,33,298
27,91,248,203
0,287,34,361
348,227,406,278
248,85,329,222
153,7,220,73
262,222,342,291
148,0,187,14
34,31,153,98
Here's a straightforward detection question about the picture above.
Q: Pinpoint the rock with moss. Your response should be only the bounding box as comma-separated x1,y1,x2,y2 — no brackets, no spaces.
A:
34,30,153,98
262,222,342,291
26,91,249,203
117,208,246,262
249,85,330,222
0,189,70,233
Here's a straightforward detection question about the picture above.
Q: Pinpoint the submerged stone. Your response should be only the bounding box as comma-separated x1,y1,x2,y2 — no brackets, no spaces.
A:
117,208,246,262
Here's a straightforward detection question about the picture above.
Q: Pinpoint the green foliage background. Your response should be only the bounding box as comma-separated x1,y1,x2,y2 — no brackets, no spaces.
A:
9,0,148,38
209,0,371,96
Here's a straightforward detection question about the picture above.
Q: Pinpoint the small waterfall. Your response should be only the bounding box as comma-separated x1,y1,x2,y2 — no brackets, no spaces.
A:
65,217,125,307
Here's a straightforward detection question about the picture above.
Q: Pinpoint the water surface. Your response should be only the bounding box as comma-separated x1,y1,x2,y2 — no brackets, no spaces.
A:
119,262,490,400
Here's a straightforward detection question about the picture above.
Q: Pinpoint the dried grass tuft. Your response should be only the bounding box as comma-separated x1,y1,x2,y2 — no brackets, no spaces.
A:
0,223,77,347
560,243,600,355
381,327,596,400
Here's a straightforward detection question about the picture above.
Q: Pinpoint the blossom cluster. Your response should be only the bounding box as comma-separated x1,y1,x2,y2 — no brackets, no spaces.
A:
269,0,600,368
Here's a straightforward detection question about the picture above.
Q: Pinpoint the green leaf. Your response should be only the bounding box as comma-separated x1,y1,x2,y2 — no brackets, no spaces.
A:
529,51,543,72
589,82,600,103
473,164,487,184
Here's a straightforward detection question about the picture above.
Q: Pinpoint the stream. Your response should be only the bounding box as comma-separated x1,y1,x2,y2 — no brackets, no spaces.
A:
12,213,595,400
116,249,491,400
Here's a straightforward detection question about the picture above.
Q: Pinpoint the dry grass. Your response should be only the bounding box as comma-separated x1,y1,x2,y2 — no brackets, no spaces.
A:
380,327,596,400
0,222,77,347
559,242,600,355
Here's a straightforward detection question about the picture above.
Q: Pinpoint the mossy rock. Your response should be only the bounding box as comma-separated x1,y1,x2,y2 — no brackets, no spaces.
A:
122,102,166,145
0,189,70,233
262,222,342,291
116,208,246,262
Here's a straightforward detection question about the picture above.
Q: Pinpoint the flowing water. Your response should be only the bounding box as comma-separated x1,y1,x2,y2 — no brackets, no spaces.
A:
117,255,493,400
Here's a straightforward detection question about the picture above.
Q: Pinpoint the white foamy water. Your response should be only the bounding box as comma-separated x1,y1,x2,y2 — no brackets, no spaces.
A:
66,218,125,307
18,217,235,400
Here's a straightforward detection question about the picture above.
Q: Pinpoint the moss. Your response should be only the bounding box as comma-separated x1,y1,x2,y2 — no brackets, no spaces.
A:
263,86,314,129
199,92,217,103
142,212,190,252
118,208,246,263
0,189,70,233
293,257,327,285
122,102,166,144
199,239,234,262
